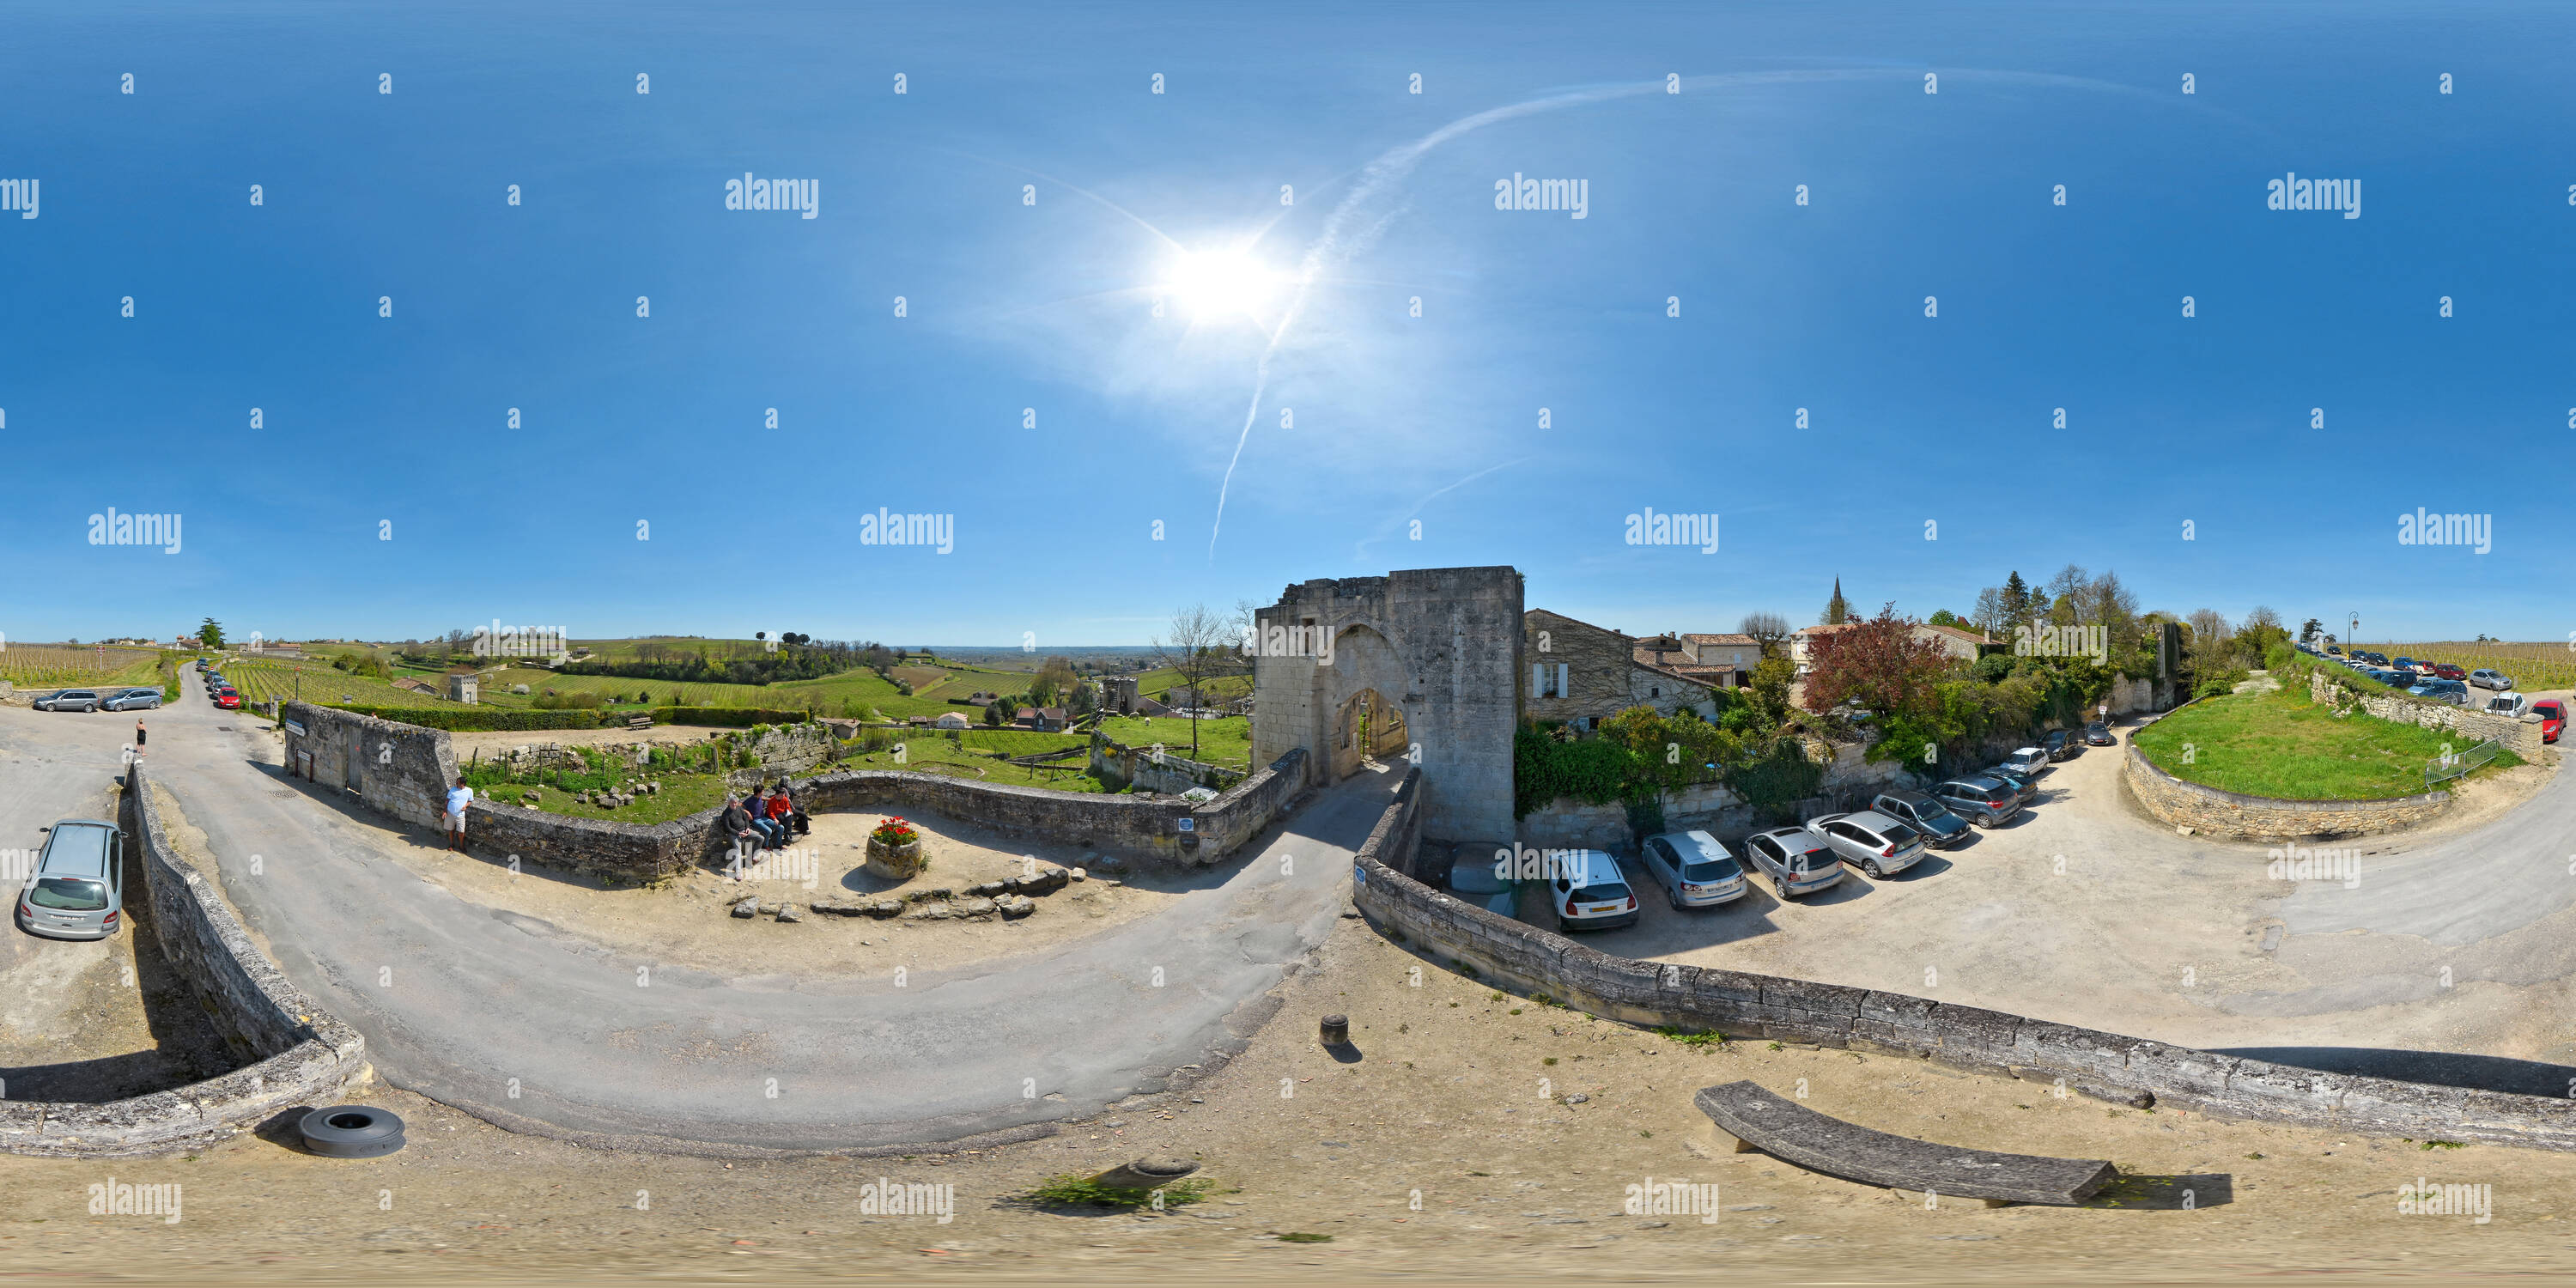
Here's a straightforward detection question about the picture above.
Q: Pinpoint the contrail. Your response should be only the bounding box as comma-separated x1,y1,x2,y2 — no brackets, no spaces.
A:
1204,66,2249,559
1352,455,1534,562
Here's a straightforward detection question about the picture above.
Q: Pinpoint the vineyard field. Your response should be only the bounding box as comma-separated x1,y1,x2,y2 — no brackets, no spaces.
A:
2381,641,2576,691
224,661,449,708
0,646,167,689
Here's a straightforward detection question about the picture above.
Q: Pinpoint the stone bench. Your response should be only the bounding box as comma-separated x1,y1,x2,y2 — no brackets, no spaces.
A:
1694,1080,2117,1207
625,714,653,731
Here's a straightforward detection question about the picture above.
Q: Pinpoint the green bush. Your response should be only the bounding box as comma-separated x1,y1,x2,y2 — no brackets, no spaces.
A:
648,707,815,728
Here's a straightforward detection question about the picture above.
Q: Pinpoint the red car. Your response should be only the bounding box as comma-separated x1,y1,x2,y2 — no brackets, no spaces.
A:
214,689,242,710
2430,663,2467,682
2535,700,2565,744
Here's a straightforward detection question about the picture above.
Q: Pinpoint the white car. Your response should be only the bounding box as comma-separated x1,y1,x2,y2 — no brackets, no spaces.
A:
1637,830,1749,909
1802,810,1929,878
2483,692,2533,720
1546,849,1638,933
1999,747,2050,778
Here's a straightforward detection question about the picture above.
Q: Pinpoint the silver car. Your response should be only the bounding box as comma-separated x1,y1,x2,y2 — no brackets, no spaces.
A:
1743,827,1844,899
2470,668,2514,691
16,820,124,940
33,690,101,712
1637,830,1749,908
1803,810,1928,878
102,687,162,711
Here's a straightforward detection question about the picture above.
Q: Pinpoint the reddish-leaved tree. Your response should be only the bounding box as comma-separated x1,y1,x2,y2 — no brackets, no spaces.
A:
1798,603,1954,718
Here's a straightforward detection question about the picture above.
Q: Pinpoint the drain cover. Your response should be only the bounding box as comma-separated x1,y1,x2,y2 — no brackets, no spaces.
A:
216,726,234,731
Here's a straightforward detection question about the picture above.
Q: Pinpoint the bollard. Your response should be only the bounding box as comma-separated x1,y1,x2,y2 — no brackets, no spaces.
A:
1088,1156,1198,1192
1320,1014,1350,1047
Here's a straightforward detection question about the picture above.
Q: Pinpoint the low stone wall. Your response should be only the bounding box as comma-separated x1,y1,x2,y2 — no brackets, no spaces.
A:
2310,670,2541,756
1517,739,1910,851
465,748,1313,882
1350,799,2576,1152
0,763,368,1157
2122,744,2452,841
282,702,460,829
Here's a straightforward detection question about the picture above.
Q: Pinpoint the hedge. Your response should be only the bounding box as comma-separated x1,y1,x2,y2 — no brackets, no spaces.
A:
325,705,605,732
649,707,822,728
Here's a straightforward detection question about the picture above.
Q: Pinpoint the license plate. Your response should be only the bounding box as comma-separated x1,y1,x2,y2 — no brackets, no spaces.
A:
1584,904,1620,916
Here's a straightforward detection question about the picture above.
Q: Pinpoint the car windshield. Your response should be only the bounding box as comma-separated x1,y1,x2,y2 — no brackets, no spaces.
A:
29,877,108,911
1911,799,1956,820
1571,883,1631,903
1680,858,1741,882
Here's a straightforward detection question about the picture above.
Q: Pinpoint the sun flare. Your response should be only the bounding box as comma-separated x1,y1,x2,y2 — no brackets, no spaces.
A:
1161,247,1285,321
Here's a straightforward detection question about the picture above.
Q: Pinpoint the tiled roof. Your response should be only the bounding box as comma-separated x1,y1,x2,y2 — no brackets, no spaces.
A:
1682,633,1759,647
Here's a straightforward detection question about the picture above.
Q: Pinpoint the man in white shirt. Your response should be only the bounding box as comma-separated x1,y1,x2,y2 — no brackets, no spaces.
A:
445,775,474,852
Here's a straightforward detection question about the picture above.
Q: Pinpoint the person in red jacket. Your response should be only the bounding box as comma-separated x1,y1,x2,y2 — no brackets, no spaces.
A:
763,783,795,848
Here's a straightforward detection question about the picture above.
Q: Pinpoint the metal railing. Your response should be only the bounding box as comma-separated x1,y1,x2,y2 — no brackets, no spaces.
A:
2425,738,2501,788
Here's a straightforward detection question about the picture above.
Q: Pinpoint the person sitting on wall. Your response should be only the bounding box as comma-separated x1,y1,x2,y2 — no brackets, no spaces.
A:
720,793,762,871
770,782,805,841
746,785,786,850
445,775,473,853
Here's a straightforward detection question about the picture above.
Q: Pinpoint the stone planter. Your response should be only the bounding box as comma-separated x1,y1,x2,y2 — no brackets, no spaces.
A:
864,836,925,880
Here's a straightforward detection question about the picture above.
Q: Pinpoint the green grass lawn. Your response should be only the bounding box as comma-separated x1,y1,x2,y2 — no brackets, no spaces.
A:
1097,715,1251,768
2133,683,2520,800
839,736,1109,793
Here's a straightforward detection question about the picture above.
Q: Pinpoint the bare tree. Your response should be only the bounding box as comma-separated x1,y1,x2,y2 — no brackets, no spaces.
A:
1153,604,1232,762
1738,611,1790,659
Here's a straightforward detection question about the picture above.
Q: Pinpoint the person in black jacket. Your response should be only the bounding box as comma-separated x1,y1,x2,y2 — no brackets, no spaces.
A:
720,793,760,873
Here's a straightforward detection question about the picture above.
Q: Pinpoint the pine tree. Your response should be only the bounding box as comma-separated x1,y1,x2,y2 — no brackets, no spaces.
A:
2000,572,2031,632
1822,578,1850,626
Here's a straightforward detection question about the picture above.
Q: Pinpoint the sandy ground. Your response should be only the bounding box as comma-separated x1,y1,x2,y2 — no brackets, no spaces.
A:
14,914,2576,1284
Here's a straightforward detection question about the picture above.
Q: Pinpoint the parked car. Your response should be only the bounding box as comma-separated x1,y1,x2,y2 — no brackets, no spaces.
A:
2470,668,2514,691
1742,828,1844,899
2373,669,2414,688
101,687,162,712
2084,720,2116,746
1869,789,1971,848
214,689,243,710
2431,663,2467,682
2041,730,2077,761
33,690,101,712
2409,680,2470,706
1803,810,1928,878
2534,699,2565,744
1983,766,2041,805
2326,645,2343,656
1930,776,2021,827
195,659,210,671
2481,691,2532,720
1637,830,1750,909
1546,849,1637,933
1999,747,2050,777
15,819,124,940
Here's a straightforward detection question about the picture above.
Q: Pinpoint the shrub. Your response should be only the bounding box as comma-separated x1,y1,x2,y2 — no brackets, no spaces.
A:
1021,1174,1212,1210
321,705,605,732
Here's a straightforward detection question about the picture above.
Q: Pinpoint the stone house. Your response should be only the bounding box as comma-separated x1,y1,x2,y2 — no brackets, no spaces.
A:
1522,610,1720,731
1633,632,1760,689
1015,705,1070,732
1098,676,1141,714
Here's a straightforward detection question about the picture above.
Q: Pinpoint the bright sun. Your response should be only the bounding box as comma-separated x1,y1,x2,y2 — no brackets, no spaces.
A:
1162,248,1285,321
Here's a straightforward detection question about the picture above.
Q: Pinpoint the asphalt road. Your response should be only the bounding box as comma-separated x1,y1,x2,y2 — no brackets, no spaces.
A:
0,677,1388,1152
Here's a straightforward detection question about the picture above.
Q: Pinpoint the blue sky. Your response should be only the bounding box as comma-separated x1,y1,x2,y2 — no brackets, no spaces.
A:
4,1,2570,649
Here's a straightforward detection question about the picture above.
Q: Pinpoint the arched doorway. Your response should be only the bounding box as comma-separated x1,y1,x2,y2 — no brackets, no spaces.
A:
1332,687,1411,780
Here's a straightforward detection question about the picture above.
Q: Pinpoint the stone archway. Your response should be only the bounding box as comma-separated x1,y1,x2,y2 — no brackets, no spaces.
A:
1330,686,1412,781
1249,567,1523,843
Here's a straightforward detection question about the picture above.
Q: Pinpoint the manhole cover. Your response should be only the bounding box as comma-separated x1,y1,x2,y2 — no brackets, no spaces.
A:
217,726,234,731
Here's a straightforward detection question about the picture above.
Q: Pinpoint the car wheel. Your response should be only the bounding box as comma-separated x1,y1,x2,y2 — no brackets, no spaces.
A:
1774,876,1794,899
1666,884,1684,910
298,1105,406,1158
1863,860,1882,878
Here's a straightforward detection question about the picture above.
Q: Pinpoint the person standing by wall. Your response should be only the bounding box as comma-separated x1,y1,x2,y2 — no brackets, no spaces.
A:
134,719,147,758
445,775,473,852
